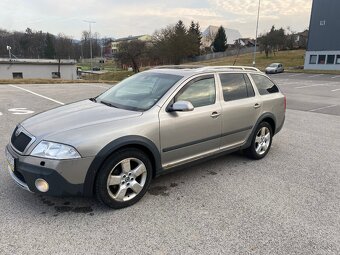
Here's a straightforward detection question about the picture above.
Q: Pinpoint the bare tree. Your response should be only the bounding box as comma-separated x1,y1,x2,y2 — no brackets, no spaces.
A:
116,40,146,73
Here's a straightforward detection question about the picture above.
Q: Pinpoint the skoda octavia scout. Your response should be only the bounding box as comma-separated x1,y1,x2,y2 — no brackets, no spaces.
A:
6,66,285,208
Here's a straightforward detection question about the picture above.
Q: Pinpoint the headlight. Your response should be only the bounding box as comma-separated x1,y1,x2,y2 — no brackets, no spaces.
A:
31,141,81,160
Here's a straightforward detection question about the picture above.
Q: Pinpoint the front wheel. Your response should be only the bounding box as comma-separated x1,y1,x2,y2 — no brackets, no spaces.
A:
95,148,152,209
245,122,273,160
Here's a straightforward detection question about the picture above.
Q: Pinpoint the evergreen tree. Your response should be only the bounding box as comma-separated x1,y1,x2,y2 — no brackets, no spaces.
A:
44,33,56,59
172,20,189,64
188,21,202,56
212,26,227,52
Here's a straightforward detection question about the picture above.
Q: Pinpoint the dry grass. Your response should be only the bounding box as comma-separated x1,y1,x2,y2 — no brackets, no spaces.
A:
191,50,305,70
82,70,133,82
187,49,340,74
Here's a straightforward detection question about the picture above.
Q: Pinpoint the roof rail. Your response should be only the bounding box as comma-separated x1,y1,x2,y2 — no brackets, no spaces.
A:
152,65,203,70
197,66,261,72
152,65,261,72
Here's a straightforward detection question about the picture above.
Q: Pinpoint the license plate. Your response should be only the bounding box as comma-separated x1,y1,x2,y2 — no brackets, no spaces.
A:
5,148,15,172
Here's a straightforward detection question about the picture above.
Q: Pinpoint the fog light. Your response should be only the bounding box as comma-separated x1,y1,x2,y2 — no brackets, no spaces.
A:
35,179,49,192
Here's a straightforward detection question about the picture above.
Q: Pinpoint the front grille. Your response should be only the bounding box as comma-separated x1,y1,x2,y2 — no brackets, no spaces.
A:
11,127,32,153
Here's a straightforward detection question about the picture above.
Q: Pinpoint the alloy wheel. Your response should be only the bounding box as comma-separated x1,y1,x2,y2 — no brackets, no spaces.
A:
255,127,271,155
106,158,147,202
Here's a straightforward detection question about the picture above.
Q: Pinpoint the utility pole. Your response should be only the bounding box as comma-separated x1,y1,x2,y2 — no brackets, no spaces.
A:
253,0,261,67
83,20,96,72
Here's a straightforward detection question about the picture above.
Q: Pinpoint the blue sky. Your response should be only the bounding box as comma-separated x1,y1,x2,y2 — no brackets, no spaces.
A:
0,0,312,39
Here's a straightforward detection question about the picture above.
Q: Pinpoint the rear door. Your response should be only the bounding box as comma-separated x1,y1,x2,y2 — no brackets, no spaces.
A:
159,74,222,168
218,72,262,150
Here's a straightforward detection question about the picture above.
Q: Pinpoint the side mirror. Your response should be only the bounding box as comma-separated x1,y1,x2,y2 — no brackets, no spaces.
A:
170,101,194,112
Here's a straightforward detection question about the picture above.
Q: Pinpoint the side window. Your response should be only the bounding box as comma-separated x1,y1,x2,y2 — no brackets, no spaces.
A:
219,73,249,102
251,74,279,95
176,76,215,108
310,55,317,64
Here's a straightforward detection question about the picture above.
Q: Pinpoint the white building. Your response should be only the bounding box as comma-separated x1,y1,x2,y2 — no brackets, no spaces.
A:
111,35,152,55
304,0,340,70
201,25,242,49
0,58,77,80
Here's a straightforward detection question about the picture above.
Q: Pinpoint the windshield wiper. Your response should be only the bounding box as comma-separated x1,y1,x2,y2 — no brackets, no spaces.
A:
89,97,97,102
100,100,119,108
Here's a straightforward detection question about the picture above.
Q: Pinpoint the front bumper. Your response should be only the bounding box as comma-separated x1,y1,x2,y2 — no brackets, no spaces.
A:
5,144,94,197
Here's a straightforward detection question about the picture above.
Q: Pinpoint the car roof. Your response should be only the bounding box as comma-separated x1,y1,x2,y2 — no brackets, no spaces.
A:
148,65,262,78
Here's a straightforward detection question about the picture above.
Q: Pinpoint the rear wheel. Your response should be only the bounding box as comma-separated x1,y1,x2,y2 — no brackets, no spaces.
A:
245,122,273,160
95,148,152,209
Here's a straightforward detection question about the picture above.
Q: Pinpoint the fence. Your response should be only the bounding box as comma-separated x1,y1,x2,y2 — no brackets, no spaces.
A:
184,47,256,63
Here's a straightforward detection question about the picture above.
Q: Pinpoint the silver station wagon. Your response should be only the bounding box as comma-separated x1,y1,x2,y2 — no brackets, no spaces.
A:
6,66,285,208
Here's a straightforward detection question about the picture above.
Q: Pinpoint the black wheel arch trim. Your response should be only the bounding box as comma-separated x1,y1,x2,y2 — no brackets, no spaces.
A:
83,136,161,197
242,112,277,149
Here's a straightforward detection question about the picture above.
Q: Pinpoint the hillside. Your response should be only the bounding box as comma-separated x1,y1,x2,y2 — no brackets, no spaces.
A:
190,50,306,71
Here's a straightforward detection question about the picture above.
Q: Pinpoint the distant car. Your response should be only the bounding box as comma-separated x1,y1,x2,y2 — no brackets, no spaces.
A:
265,63,284,74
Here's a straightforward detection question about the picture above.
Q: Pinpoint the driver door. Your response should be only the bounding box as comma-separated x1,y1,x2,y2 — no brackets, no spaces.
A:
159,74,222,169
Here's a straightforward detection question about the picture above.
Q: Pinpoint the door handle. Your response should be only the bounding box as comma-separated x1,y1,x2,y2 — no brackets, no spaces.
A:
254,103,261,109
211,111,221,118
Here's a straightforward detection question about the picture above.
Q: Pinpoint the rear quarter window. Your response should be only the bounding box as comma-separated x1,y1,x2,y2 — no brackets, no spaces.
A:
251,74,279,95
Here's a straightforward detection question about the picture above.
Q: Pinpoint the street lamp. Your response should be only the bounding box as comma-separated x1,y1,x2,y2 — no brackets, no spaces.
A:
7,45,12,60
253,0,261,67
83,20,96,71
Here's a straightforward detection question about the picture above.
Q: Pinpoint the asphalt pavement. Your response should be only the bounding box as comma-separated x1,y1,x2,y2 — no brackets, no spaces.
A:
269,72,340,116
0,77,339,254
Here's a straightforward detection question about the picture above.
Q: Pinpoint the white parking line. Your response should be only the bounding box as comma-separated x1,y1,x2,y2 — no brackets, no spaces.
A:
9,85,65,105
331,88,340,92
308,74,323,78
309,104,338,112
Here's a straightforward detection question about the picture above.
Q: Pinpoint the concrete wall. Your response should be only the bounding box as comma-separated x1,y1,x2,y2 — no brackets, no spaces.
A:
0,63,77,80
304,51,340,70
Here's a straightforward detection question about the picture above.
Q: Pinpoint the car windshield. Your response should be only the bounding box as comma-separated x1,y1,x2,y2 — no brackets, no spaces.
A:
97,72,183,111
269,64,278,67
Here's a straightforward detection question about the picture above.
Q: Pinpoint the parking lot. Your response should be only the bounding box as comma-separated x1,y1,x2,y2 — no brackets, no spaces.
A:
0,73,340,254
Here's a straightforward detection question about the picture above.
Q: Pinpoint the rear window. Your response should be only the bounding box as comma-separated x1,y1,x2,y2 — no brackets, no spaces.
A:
251,74,279,95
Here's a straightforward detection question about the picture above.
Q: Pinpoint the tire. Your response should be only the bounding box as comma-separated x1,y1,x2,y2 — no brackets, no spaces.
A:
95,148,152,209
245,122,273,160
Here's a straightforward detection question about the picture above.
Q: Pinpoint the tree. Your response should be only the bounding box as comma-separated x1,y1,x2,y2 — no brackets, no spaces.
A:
44,33,56,59
116,40,146,73
212,26,227,52
151,20,202,64
258,26,286,57
188,21,202,57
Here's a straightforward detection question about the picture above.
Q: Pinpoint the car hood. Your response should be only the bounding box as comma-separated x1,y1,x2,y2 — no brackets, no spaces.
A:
21,100,143,138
